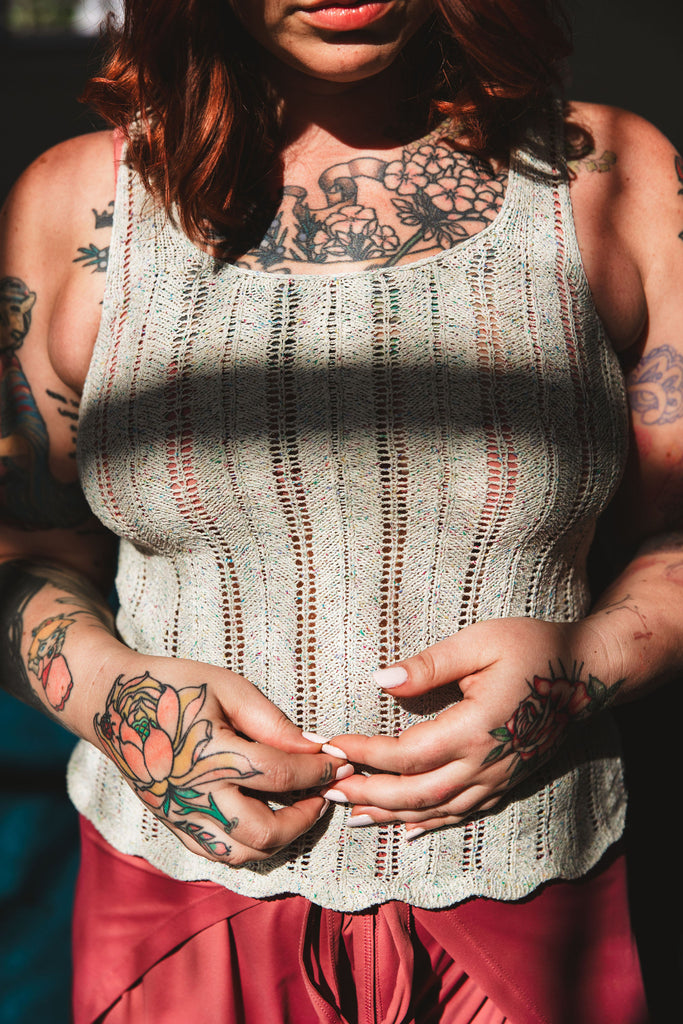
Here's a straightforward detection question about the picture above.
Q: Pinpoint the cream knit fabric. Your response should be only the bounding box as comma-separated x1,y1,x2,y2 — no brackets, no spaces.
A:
69,121,629,910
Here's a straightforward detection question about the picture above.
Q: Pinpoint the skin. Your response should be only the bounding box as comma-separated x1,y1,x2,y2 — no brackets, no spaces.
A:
229,0,433,85
1,0,682,853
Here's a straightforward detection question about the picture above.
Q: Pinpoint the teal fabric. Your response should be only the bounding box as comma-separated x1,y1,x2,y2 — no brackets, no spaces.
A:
0,691,78,1024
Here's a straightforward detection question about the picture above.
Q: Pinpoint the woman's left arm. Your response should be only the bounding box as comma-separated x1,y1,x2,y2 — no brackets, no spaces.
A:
324,111,683,832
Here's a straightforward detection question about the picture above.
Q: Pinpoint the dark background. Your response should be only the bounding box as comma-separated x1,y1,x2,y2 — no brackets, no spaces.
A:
0,1,681,1021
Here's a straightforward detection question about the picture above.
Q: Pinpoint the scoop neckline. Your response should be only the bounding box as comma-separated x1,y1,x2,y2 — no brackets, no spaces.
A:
171,154,521,284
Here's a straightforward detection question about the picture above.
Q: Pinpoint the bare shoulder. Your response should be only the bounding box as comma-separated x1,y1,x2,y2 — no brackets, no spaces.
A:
565,101,679,205
567,100,671,146
4,131,114,199
562,102,681,350
572,104,683,286
1,130,115,271
1,131,116,394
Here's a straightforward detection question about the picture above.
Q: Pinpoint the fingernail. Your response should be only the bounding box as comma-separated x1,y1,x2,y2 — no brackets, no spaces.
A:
301,733,348,761
317,800,331,820
302,731,329,745
335,764,355,781
347,814,375,827
406,827,426,841
372,666,408,689
322,743,348,760
322,789,349,804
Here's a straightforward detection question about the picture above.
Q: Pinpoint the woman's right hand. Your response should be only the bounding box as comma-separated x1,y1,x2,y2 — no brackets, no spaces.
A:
88,650,347,865
1,557,345,867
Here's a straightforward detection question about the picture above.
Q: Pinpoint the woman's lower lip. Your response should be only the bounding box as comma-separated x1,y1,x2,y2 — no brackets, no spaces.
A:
301,2,392,32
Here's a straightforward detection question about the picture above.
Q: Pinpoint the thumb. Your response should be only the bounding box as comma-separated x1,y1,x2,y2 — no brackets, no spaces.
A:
372,623,497,697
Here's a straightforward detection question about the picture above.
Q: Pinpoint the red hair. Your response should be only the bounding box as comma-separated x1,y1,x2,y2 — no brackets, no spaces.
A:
84,0,571,256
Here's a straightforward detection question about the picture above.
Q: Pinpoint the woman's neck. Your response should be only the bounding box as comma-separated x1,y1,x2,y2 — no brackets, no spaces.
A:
266,55,422,153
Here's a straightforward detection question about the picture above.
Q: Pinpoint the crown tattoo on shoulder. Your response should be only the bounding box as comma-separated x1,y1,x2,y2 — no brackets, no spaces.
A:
93,201,115,230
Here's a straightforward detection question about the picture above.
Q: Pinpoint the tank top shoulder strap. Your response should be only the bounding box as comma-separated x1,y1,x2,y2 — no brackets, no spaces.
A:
507,98,593,291
113,128,126,186
510,98,568,186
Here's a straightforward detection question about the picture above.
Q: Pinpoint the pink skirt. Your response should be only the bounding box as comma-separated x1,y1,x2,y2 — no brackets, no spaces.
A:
73,818,649,1024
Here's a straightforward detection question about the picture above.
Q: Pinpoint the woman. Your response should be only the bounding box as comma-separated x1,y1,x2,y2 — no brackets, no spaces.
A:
0,1,680,1020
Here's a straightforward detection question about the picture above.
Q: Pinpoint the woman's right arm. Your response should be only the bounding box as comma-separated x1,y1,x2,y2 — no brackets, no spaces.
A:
0,133,119,731
0,136,342,865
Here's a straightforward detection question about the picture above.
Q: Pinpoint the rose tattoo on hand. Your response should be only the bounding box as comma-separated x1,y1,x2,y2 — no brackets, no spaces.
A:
483,662,624,784
94,672,262,856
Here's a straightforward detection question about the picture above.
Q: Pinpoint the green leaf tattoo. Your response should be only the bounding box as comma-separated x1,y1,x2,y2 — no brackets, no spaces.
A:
73,243,110,273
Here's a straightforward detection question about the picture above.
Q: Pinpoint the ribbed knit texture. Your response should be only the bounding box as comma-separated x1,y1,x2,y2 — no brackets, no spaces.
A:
69,118,629,910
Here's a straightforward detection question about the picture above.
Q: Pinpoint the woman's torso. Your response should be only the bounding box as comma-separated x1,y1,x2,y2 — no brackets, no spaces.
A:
63,105,631,908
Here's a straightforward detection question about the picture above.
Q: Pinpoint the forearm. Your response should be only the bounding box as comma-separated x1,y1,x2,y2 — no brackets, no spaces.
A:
0,557,124,739
582,534,683,703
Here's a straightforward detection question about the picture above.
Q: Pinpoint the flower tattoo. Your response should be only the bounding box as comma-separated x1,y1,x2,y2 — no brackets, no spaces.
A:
628,345,683,426
383,143,505,260
94,673,261,838
483,663,623,784
28,613,77,711
238,132,506,272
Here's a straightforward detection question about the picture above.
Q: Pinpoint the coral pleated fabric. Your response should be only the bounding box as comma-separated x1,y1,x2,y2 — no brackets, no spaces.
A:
73,819,648,1024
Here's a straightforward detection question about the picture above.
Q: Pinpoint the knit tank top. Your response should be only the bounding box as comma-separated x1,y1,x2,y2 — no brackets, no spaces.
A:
69,117,629,911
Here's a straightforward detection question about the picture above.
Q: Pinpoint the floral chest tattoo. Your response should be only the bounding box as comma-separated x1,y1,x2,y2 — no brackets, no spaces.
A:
236,141,508,274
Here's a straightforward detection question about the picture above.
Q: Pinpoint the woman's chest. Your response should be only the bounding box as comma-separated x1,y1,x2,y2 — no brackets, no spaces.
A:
77,240,629,558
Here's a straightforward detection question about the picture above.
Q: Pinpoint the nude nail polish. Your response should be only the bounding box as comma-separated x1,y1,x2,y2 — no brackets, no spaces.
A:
335,763,355,781
322,743,348,760
347,814,375,827
317,800,331,820
372,666,408,689
322,789,349,804
302,731,329,745
406,827,426,840
302,733,348,760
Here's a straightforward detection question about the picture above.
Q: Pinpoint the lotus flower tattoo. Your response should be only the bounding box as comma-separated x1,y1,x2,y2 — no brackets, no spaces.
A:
94,673,261,842
484,663,623,784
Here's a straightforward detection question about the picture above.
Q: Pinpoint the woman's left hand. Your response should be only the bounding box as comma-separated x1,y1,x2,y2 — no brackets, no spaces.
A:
326,616,623,834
